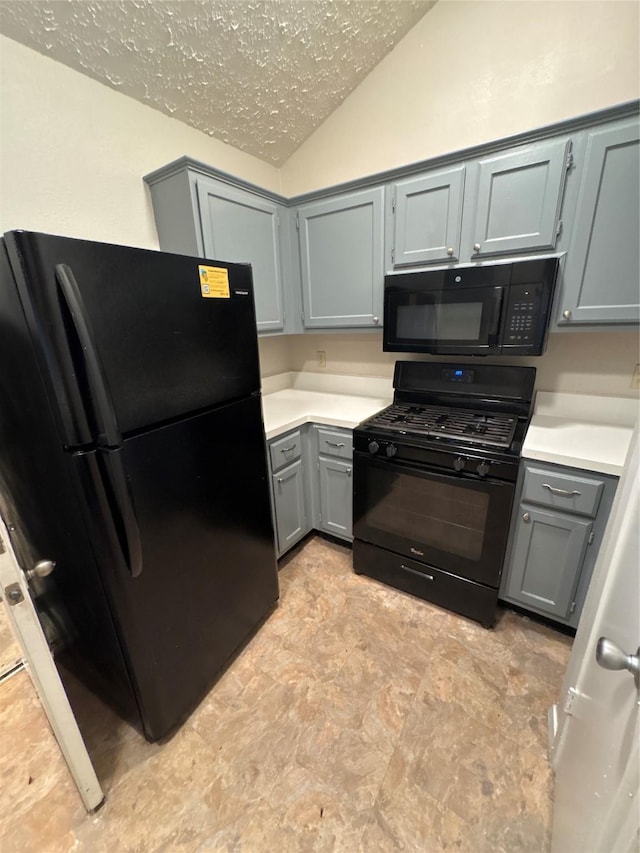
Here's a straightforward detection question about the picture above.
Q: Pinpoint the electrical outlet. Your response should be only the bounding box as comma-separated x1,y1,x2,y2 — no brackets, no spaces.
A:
631,364,640,390
317,350,326,369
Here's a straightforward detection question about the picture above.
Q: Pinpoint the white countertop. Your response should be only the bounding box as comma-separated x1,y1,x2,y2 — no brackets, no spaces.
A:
261,372,392,440
523,392,638,476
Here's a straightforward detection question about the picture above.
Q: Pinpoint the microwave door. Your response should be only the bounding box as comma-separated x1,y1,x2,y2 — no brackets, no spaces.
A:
388,287,503,354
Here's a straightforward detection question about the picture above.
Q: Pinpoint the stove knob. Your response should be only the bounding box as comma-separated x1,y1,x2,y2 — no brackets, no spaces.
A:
368,440,380,455
453,456,466,471
477,460,490,477
385,444,397,458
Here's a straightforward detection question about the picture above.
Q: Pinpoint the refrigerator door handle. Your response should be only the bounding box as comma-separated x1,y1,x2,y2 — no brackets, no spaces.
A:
55,264,120,447
100,448,143,578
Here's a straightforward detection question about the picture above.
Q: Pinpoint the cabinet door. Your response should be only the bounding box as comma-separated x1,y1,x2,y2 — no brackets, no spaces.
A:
196,178,285,333
318,457,353,541
298,188,385,328
468,139,571,257
390,166,465,267
504,505,592,621
272,460,307,555
558,120,640,325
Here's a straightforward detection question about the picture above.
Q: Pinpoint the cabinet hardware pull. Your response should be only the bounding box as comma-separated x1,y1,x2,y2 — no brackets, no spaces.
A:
373,316,380,324
326,441,345,447
542,483,581,497
277,477,283,484
447,247,454,256
280,445,296,453
562,309,572,320
473,243,481,252
522,512,531,522
347,468,352,477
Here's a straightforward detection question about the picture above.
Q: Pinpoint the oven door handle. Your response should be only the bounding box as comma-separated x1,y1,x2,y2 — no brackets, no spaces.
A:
488,287,505,347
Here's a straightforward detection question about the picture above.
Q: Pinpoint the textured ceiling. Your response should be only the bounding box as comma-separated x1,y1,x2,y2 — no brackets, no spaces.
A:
0,0,435,165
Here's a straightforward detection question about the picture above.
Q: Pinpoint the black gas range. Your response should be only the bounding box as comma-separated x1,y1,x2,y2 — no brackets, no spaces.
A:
352,361,536,627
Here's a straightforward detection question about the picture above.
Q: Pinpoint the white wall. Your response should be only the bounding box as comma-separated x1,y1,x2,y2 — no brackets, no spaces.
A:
281,0,640,195
284,330,640,399
0,36,281,248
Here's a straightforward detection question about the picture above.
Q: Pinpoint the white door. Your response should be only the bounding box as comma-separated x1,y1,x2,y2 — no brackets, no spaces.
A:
0,516,103,812
551,427,639,853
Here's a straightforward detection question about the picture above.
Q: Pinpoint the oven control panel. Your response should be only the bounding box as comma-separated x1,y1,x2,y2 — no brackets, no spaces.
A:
356,432,518,484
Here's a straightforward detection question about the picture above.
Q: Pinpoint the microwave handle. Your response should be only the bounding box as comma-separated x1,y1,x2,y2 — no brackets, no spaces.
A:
488,287,504,346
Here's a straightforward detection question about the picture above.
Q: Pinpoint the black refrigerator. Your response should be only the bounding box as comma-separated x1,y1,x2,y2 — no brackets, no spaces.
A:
0,230,279,741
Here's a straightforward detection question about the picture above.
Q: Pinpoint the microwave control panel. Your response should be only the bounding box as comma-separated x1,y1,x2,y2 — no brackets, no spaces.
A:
502,283,544,348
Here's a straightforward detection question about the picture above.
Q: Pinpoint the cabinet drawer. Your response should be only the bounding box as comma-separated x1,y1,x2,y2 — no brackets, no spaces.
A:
269,431,302,472
522,464,604,517
317,428,353,460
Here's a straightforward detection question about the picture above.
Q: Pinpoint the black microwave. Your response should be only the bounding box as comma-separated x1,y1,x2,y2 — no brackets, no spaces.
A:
383,257,559,357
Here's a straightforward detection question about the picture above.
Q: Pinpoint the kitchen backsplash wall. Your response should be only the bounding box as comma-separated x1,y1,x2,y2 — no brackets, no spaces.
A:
281,1,640,196
260,330,640,400
0,36,281,248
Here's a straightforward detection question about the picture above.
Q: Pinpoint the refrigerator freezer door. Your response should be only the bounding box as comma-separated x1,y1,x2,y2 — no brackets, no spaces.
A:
74,394,279,741
5,231,261,441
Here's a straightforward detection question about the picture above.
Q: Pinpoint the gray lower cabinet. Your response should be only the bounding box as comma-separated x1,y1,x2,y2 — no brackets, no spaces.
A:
556,118,640,326
297,188,385,328
315,426,353,542
464,138,572,259
268,429,310,557
272,460,307,556
387,165,466,267
500,460,618,628
267,424,354,557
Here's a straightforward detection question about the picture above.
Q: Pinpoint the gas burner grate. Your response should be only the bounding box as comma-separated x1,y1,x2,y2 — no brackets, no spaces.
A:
365,403,517,449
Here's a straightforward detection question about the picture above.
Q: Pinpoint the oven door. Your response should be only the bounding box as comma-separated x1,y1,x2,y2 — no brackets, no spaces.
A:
383,285,504,355
353,453,514,587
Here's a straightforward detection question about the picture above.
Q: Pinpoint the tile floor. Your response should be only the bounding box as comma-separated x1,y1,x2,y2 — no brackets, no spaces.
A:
0,535,572,852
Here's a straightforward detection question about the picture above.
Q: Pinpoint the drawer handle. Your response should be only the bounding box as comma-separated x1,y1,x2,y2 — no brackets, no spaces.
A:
400,564,434,581
280,445,296,453
326,441,345,448
542,483,582,497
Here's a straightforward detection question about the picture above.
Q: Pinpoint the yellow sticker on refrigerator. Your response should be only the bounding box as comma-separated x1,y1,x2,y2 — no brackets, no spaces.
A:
198,265,230,298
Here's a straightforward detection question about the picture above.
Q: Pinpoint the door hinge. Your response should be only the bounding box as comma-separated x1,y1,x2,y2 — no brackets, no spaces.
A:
391,248,395,264
588,530,595,545
391,195,396,213
569,600,577,614
295,212,300,230
566,149,574,170
563,686,581,716
556,220,563,239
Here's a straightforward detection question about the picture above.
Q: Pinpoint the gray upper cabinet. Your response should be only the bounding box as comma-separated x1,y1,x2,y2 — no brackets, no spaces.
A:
196,177,285,333
144,161,294,335
557,118,640,326
465,139,571,258
297,187,385,328
388,166,465,267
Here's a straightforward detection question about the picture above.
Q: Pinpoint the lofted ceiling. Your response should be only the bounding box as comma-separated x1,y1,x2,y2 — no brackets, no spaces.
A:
0,0,436,165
